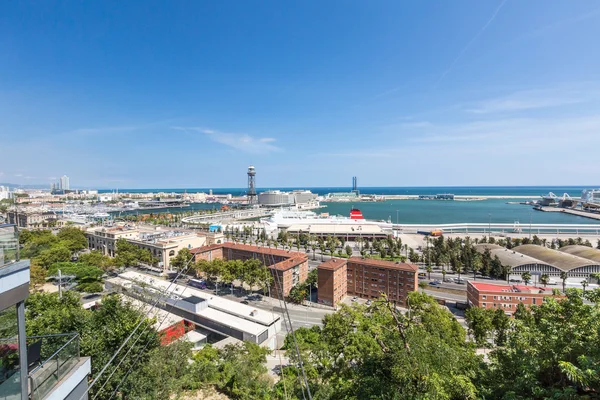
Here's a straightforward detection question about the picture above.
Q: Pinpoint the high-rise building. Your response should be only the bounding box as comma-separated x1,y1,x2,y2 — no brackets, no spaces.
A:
60,175,70,191
0,185,11,201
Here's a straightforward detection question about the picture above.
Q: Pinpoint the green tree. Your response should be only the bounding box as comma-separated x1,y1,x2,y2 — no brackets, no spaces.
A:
540,273,549,288
170,248,194,270
345,244,353,257
426,265,432,280
35,245,71,268
288,283,308,304
465,306,494,347
56,226,88,252
560,271,569,293
78,250,114,270
521,271,532,286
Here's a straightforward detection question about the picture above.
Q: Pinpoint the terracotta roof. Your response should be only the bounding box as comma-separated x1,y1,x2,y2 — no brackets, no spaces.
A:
190,242,307,271
347,257,419,272
318,258,348,271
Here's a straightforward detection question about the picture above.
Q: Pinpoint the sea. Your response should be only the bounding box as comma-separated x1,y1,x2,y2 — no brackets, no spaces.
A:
98,186,600,225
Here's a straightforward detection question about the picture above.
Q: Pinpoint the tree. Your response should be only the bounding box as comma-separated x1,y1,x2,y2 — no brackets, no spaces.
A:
78,250,114,271
288,283,308,304
345,244,353,257
29,264,47,291
56,227,88,252
540,273,549,288
35,245,71,268
582,279,588,293
465,306,494,347
48,262,104,293
481,290,600,398
560,271,569,293
170,248,194,270
521,271,532,286
426,265,432,280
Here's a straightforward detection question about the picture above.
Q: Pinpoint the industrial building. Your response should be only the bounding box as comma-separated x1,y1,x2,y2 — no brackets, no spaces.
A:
317,256,418,307
191,242,309,298
467,281,559,315
105,271,282,348
475,243,600,279
86,224,224,270
258,190,318,207
513,244,600,278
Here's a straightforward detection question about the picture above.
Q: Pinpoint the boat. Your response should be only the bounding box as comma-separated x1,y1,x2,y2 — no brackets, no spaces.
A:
261,208,393,231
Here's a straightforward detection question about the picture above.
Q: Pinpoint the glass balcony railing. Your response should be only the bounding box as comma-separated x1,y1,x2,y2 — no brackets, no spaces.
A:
0,224,19,269
0,336,21,400
27,333,81,400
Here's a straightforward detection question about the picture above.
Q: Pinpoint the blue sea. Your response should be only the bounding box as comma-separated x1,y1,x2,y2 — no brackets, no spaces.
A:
101,186,600,225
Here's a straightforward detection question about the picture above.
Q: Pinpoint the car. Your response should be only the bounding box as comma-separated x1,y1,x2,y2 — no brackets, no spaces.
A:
241,300,249,305
429,280,441,286
351,296,358,302
366,300,372,305
443,278,453,283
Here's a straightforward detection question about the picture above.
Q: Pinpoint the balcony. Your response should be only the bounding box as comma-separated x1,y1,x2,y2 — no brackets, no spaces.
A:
1,333,90,400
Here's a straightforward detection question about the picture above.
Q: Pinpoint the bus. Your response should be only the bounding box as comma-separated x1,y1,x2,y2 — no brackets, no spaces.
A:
188,278,207,290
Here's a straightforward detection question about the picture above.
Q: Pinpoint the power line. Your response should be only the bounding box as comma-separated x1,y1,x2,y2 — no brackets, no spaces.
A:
79,255,197,400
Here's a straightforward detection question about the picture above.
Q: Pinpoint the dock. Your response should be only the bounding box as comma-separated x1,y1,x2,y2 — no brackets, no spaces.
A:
534,206,600,221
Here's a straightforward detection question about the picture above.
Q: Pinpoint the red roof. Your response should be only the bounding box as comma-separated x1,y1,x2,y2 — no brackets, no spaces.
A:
469,281,550,293
319,258,348,271
347,257,419,272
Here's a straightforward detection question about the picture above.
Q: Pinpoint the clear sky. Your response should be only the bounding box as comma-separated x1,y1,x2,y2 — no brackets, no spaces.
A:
2,1,600,189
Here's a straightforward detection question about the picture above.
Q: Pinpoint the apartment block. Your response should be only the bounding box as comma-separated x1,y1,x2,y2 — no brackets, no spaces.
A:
317,258,348,307
346,257,418,306
86,224,223,270
467,281,559,314
191,243,308,298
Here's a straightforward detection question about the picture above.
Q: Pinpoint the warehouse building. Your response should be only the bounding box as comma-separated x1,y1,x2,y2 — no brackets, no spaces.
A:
513,244,600,278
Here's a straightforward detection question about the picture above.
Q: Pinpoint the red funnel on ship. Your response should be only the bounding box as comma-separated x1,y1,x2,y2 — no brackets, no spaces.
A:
350,208,364,220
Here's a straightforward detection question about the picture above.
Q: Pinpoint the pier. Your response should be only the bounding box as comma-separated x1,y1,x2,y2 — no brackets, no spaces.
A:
182,209,273,224
534,206,600,221
393,222,600,236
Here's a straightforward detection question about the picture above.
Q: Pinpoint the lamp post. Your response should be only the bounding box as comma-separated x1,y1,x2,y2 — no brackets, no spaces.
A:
529,211,532,240
488,213,491,240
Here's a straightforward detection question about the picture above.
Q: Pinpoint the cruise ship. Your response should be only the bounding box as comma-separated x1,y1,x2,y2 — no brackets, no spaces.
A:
261,208,394,237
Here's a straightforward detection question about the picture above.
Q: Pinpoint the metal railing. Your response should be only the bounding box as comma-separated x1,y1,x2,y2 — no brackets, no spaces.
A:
0,224,19,268
27,333,80,400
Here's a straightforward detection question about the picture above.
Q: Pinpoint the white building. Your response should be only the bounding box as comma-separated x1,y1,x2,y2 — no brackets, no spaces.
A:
0,186,11,201
60,175,70,191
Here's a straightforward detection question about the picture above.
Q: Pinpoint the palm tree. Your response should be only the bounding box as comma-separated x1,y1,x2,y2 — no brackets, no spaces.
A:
560,271,568,293
441,268,447,283
582,279,588,293
426,265,432,280
521,271,532,286
540,274,549,288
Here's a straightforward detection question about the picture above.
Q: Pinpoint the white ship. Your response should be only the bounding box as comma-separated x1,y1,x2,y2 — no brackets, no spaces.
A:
261,208,394,237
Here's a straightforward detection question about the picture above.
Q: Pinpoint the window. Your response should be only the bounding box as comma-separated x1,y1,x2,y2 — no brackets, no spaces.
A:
482,295,487,300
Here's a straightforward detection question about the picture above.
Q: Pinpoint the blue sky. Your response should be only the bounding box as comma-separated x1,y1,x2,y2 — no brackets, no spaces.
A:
2,1,600,189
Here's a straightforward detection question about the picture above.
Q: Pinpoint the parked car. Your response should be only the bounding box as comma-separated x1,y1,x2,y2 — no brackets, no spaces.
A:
241,300,249,305
351,296,358,302
428,281,440,286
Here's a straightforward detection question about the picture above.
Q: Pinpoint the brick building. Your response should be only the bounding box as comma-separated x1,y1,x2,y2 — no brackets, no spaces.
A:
317,258,348,306
317,256,418,307
467,281,558,314
191,243,308,298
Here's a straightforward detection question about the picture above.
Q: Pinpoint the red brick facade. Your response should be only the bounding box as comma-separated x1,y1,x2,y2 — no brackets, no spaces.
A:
191,243,308,298
317,258,348,306
467,281,559,314
317,256,418,307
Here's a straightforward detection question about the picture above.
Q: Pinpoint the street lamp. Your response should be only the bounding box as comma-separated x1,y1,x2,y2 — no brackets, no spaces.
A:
529,211,532,241
488,213,491,240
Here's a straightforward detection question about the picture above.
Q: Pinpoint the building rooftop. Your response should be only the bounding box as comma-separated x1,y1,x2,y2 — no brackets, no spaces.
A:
318,258,348,271
120,295,183,331
347,256,419,272
191,242,308,271
474,243,551,268
559,245,600,264
118,271,280,327
469,281,552,294
513,244,600,271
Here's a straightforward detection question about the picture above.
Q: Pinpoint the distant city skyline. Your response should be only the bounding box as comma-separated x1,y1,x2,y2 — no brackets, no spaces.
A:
2,2,600,188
